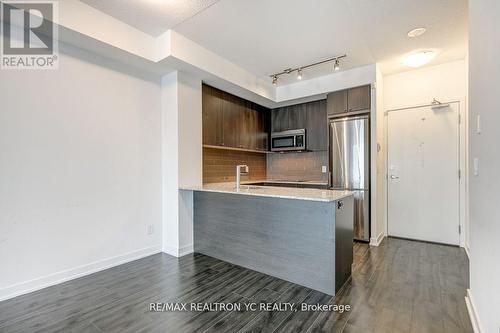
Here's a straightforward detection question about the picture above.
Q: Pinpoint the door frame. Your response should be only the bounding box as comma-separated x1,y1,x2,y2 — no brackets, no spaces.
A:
384,98,468,248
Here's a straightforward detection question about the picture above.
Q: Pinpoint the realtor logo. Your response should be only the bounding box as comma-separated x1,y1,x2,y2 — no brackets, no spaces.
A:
1,0,58,69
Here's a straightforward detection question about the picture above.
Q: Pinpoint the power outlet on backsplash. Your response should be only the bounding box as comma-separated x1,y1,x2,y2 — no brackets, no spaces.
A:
321,166,328,173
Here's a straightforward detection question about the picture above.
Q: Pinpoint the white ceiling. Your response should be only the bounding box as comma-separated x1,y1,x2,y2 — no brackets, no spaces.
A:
80,0,221,36
79,0,468,81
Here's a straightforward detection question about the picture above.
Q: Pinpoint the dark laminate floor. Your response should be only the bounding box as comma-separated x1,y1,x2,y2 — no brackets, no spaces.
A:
0,237,472,333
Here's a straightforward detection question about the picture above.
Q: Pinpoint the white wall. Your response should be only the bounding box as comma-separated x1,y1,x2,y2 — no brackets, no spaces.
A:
468,0,500,332
160,71,202,257
0,44,162,300
384,60,468,110
371,65,385,245
383,60,468,246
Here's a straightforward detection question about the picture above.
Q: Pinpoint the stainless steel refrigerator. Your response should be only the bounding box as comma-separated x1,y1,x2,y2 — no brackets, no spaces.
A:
329,115,370,241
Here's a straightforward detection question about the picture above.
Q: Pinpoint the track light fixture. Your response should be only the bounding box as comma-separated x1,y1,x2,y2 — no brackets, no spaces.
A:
269,54,346,85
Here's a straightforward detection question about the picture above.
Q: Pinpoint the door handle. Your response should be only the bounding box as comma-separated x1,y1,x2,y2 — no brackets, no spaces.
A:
390,175,400,179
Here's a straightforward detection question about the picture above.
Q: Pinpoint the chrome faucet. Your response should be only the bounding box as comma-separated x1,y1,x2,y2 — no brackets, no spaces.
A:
236,165,249,190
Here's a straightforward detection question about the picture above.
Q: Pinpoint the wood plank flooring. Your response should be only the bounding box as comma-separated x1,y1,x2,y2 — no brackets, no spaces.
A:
0,237,472,333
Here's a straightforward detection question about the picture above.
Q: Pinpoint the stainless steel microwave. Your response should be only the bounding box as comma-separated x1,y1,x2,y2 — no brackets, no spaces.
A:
271,129,306,152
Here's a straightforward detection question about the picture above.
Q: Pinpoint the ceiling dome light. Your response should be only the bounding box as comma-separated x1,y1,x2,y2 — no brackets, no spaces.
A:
407,27,427,38
333,59,340,71
297,69,303,80
402,50,436,68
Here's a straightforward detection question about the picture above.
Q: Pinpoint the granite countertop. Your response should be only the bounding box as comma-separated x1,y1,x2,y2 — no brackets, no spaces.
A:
253,180,329,186
180,182,353,202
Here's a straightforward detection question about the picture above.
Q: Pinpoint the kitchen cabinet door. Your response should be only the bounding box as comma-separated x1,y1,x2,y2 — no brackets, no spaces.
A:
241,101,258,149
203,85,270,151
257,109,269,150
327,90,348,115
288,104,307,130
347,85,371,112
271,109,280,133
305,100,328,151
272,107,289,132
202,85,223,146
222,93,240,147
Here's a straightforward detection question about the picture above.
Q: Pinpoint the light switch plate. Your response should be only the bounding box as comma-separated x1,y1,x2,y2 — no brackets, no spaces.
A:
473,158,479,176
321,166,327,173
476,115,481,134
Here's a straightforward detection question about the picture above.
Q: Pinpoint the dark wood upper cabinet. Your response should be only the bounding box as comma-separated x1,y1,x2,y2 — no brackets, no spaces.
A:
240,100,257,149
288,104,307,130
305,100,328,151
327,89,348,115
347,85,371,112
270,100,327,151
202,85,223,146
257,109,269,150
220,93,236,147
271,104,307,132
271,107,281,133
327,85,371,116
272,107,288,132
202,84,269,151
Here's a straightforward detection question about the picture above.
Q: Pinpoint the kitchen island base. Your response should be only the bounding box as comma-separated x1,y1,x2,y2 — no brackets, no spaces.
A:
193,191,353,295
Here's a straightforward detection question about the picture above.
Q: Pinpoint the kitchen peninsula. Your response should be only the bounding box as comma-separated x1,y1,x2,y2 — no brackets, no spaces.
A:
181,184,354,295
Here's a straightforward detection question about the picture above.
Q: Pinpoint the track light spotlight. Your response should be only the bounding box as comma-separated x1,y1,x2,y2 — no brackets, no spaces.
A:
272,75,278,85
297,69,303,80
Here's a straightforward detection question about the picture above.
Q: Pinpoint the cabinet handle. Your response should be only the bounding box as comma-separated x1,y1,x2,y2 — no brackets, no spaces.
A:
337,201,344,210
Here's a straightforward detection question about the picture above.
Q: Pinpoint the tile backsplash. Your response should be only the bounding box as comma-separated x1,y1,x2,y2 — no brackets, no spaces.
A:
203,148,267,184
267,150,329,183
203,148,328,184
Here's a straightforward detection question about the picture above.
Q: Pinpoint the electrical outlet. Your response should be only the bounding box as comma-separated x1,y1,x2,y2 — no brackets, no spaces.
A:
473,158,479,176
147,225,154,235
321,166,327,173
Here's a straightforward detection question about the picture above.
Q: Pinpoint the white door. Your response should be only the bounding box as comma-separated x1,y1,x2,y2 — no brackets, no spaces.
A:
387,102,460,245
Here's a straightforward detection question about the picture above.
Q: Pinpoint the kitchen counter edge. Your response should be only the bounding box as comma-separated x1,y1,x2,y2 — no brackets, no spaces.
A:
179,183,353,202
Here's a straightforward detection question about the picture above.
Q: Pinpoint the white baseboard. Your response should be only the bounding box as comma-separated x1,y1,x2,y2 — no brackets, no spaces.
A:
162,243,193,257
179,244,194,257
369,232,385,246
465,289,483,333
0,245,161,302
